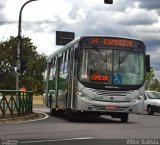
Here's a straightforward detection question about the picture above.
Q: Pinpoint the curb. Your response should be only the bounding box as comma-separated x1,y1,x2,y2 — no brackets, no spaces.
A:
0,112,47,124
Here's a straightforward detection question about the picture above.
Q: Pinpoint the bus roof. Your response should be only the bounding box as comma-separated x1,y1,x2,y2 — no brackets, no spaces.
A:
46,35,144,62
46,36,80,61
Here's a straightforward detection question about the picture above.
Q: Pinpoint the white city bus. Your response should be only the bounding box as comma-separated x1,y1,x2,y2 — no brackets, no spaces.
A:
43,36,150,122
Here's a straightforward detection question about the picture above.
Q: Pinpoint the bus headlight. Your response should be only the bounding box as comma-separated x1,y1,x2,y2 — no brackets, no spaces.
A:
76,91,92,101
131,95,143,103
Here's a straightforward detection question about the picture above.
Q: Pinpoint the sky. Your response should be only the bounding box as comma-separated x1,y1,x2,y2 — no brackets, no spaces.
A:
0,0,160,71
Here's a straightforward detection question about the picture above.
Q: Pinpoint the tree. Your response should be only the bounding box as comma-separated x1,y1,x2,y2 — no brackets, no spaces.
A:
0,36,17,90
150,78,160,91
145,67,154,90
0,36,46,94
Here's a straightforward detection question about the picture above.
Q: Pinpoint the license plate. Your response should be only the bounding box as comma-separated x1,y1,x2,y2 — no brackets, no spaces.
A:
106,106,117,111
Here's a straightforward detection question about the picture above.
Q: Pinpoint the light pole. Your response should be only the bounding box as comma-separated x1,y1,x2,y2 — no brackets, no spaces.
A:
16,0,38,90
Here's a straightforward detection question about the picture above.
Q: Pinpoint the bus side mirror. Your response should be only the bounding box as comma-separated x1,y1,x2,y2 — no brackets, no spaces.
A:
104,0,113,4
145,55,150,72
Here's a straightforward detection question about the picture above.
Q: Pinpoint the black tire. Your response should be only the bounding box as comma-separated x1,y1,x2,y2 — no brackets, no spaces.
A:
66,109,76,122
147,106,154,115
48,94,52,108
50,108,57,116
45,97,48,106
120,113,128,123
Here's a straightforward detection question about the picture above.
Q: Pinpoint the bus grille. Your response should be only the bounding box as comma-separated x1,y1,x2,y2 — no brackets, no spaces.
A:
88,88,135,96
87,88,136,102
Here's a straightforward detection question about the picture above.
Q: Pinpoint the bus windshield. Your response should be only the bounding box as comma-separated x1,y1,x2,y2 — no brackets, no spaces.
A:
78,48,144,85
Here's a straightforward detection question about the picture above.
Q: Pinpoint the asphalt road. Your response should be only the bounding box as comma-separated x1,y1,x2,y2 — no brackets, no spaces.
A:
0,106,160,145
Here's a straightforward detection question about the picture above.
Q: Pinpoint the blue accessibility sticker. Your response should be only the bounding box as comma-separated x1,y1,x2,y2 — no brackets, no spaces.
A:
112,73,122,85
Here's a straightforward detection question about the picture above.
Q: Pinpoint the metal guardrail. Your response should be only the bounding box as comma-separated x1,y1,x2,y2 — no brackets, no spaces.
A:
0,90,33,117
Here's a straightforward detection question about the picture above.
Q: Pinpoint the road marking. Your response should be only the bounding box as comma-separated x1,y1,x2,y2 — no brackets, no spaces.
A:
19,137,94,144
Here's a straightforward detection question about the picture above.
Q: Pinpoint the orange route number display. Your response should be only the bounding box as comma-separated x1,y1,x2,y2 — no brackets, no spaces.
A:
90,74,109,81
90,37,134,47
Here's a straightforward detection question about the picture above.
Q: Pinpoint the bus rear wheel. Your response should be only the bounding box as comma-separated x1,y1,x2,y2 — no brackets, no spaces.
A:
50,108,57,116
120,113,128,123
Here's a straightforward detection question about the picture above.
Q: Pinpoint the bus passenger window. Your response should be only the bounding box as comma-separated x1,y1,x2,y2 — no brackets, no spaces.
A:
52,57,57,77
64,51,69,73
59,55,64,74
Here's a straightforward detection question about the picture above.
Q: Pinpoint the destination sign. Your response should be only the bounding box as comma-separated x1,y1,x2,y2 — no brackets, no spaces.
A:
80,37,145,50
90,37,134,47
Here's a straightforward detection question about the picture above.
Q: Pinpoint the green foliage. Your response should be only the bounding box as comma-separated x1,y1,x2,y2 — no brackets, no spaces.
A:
0,36,46,94
145,67,160,91
149,78,160,91
145,67,154,89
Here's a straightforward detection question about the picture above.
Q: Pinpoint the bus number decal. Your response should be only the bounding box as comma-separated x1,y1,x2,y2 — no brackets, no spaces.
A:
91,38,99,45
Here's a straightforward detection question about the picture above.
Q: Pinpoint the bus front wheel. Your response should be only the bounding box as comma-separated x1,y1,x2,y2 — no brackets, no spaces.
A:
66,109,76,122
120,113,128,123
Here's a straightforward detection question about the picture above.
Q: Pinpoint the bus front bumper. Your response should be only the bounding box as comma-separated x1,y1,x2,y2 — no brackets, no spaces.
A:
76,97,143,114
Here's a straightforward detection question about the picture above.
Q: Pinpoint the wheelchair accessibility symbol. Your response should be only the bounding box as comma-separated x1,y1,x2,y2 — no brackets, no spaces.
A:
113,74,121,84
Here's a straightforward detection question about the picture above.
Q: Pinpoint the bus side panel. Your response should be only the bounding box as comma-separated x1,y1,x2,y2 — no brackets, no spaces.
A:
56,47,76,110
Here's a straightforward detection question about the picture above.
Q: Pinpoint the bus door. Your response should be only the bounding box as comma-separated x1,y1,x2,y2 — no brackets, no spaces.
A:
67,48,75,109
51,55,59,110
45,62,50,106
49,57,57,108
57,52,69,110
55,54,63,109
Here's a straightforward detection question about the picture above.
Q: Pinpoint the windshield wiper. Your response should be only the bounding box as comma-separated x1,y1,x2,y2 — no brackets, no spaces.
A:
120,52,130,64
119,50,132,64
